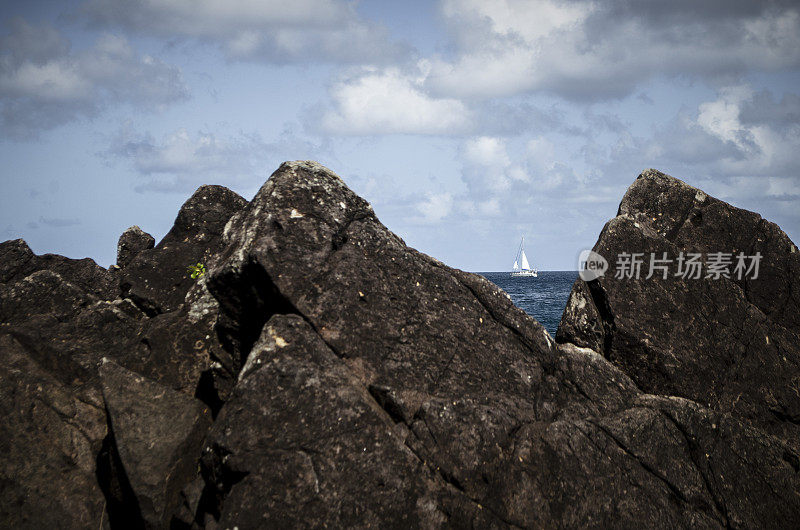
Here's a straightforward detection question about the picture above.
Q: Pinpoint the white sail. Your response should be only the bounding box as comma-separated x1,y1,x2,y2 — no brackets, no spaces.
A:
520,250,530,270
510,237,537,277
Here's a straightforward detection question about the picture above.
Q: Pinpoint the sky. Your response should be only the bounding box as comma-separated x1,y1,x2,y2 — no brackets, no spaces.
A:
1,1,798,271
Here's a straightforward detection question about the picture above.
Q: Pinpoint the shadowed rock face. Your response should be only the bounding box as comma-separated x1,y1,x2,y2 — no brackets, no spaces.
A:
2,162,799,529
99,360,211,528
557,169,800,442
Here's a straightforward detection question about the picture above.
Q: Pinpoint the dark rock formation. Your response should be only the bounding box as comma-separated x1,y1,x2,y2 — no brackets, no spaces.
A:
99,360,211,528
0,332,107,528
558,169,800,442
119,185,247,316
117,226,155,268
0,185,245,528
0,238,115,298
1,162,799,528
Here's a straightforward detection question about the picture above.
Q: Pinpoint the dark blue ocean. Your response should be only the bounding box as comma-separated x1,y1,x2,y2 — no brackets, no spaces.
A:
478,271,578,337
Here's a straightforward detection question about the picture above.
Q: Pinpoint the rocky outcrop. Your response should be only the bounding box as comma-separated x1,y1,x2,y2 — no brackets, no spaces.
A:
0,238,115,298
0,185,245,528
117,226,155,268
99,360,211,528
1,162,799,528
557,169,800,442
119,185,247,316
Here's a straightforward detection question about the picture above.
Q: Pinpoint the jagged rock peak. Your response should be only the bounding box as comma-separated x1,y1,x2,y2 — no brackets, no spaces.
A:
116,225,155,268
0,238,34,283
162,184,249,248
118,184,248,315
558,167,800,441
0,237,114,299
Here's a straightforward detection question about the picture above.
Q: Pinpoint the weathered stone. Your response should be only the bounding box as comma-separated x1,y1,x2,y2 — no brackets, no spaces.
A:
195,162,800,527
116,278,226,398
0,333,107,528
0,254,213,529
0,239,35,283
557,169,800,442
0,269,145,386
117,225,155,268
197,314,451,528
0,238,115,299
209,161,555,398
3,162,800,528
119,185,247,315
489,393,800,528
99,360,211,528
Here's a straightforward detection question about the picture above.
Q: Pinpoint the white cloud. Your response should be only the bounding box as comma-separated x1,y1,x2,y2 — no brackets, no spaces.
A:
81,0,406,64
462,136,518,192
441,0,588,43
477,197,501,216
108,126,262,190
0,19,187,138
319,64,472,135
315,69,571,138
565,84,800,216
425,0,800,101
464,136,511,167
696,86,755,148
460,135,576,199
106,123,325,193
416,192,454,223
526,137,573,190
0,61,90,101
656,85,800,179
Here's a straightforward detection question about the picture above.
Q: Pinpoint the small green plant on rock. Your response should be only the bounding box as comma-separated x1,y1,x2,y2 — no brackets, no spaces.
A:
187,262,206,280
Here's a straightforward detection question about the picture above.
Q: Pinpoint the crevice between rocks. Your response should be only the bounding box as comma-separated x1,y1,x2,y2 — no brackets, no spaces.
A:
193,370,225,418
658,409,732,529
447,270,546,357
95,419,146,529
590,420,690,506
119,282,161,318
665,202,703,243
331,208,374,252
585,279,616,357
198,257,300,418
188,258,302,525
192,444,250,527
366,384,524,529
769,407,800,427
208,257,299,369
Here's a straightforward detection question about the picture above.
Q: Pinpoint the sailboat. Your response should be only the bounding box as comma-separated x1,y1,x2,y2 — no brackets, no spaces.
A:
511,237,538,277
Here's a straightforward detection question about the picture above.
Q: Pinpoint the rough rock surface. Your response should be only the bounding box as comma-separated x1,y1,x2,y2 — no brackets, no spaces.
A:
1,162,799,529
0,238,115,298
117,225,155,268
119,185,247,315
558,169,800,442
0,186,245,528
99,360,211,528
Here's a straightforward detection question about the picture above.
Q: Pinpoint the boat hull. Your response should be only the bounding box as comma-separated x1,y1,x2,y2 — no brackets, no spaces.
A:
511,270,538,277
